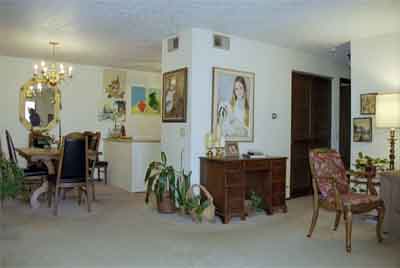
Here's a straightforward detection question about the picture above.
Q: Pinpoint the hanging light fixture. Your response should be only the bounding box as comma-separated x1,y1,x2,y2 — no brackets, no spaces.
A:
32,41,72,88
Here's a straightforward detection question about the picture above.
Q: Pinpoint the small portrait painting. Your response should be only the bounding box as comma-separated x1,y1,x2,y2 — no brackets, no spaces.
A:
162,68,187,122
353,117,372,142
225,141,239,157
212,67,255,142
360,93,377,115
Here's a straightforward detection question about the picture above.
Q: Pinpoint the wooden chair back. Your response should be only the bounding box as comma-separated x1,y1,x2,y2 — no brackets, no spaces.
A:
5,130,18,164
83,131,101,160
309,148,349,199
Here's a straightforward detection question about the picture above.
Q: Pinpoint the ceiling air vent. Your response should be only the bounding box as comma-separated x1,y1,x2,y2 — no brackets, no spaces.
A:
213,34,230,50
168,37,179,52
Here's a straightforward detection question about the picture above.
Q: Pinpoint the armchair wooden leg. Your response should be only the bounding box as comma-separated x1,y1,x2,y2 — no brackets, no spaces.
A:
307,205,319,238
376,203,385,243
333,211,341,231
344,205,352,253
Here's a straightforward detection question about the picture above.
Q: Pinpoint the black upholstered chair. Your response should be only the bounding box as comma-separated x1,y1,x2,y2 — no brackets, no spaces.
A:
5,130,47,187
47,132,91,216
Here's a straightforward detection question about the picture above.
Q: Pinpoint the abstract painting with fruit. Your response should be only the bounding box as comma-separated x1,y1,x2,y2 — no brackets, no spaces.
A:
131,86,161,114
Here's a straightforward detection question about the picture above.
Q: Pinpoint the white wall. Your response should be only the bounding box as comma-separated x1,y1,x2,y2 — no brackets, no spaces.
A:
351,32,400,169
0,55,161,156
161,29,193,170
162,28,350,196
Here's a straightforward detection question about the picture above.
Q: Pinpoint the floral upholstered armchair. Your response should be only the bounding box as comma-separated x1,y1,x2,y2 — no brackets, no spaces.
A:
307,148,385,253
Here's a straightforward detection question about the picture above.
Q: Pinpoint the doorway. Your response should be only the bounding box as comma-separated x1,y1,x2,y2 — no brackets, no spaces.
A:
291,71,332,197
339,78,351,169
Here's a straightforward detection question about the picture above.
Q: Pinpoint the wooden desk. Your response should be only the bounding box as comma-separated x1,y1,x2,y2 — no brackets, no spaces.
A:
200,156,287,224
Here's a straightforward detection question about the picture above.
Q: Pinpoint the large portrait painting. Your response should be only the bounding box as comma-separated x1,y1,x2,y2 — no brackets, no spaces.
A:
162,68,187,122
212,67,255,142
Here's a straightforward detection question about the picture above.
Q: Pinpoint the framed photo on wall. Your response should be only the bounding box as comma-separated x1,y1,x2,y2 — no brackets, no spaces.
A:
360,93,377,115
212,67,255,142
162,67,187,122
353,117,372,142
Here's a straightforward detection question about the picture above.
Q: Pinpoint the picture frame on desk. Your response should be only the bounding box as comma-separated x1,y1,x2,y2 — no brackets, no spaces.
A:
224,141,239,157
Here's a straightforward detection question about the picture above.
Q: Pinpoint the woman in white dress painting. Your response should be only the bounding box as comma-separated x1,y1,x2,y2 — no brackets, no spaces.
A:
218,76,250,139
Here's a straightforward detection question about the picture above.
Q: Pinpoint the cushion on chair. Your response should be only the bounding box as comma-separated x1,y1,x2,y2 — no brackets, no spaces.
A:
23,167,48,177
309,149,349,198
326,192,380,207
47,175,86,184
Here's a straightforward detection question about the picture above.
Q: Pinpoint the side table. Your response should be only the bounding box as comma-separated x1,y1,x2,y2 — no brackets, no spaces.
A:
379,170,400,238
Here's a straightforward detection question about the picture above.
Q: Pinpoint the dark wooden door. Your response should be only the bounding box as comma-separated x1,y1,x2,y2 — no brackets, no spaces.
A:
339,78,351,169
291,72,332,197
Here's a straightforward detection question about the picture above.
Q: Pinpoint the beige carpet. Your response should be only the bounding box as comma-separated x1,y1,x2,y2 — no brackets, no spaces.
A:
1,183,399,268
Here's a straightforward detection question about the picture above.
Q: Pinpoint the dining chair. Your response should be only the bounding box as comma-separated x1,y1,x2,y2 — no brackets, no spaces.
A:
47,132,91,216
5,130,47,190
307,148,385,253
83,131,101,200
83,131,108,185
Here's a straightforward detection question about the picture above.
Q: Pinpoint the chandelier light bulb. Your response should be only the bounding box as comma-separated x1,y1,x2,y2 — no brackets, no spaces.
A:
34,64,38,75
68,66,73,77
43,66,48,74
41,61,46,68
37,82,42,91
60,64,65,74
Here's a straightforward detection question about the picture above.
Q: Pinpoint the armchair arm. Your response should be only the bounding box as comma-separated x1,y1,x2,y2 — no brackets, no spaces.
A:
348,170,378,196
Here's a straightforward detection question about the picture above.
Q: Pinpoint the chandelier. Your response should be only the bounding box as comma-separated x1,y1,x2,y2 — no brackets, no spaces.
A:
32,41,72,88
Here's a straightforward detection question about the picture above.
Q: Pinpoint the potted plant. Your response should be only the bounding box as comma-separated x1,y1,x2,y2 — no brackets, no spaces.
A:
184,184,215,223
0,157,24,208
245,191,263,216
354,152,389,176
145,152,176,213
175,170,192,215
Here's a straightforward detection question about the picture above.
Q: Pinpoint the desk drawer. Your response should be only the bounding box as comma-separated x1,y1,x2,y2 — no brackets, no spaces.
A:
243,160,270,170
224,170,244,186
271,159,286,178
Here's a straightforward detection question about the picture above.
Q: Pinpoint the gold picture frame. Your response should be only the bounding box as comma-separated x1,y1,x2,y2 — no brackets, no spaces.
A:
162,67,188,122
19,79,61,133
224,141,239,157
360,93,377,115
212,67,255,142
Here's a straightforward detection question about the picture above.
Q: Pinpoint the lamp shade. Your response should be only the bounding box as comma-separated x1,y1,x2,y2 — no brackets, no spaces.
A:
375,93,400,128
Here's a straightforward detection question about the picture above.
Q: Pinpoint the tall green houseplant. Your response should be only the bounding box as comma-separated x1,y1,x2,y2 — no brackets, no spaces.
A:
0,157,24,208
144,152,176,213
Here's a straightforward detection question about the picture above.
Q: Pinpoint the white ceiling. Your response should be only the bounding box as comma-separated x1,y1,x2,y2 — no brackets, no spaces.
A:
0,0,399,72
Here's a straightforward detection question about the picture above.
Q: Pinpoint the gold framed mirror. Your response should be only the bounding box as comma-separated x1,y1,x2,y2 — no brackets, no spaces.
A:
19,79,61,132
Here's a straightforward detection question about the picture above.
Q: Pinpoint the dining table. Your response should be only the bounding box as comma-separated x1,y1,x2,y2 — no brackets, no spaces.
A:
16,147,98,209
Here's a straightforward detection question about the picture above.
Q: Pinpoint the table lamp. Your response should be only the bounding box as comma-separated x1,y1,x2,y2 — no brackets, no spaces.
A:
376,93,400,170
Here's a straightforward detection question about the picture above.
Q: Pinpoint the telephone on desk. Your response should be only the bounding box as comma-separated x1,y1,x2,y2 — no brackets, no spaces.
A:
242,150,266,159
